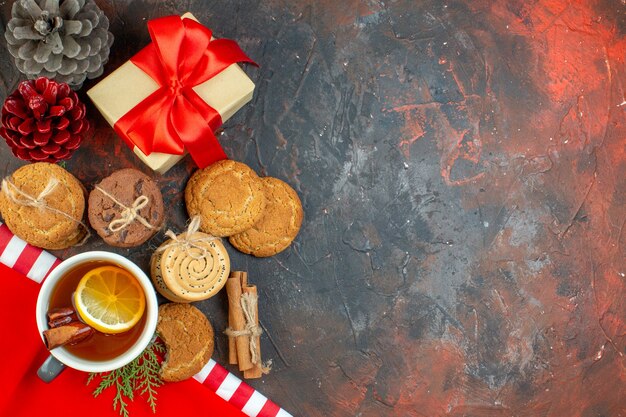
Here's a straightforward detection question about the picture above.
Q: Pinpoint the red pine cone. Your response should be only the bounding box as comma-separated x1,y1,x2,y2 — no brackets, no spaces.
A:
0,77,90,163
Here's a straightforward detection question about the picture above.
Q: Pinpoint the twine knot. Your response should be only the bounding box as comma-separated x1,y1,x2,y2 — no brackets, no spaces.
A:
157,216,217,259
94,186,155,233
1,176,89,244
2,177,59,208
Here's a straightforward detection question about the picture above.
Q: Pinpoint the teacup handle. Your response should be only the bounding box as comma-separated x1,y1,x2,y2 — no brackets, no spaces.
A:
37,355,66,383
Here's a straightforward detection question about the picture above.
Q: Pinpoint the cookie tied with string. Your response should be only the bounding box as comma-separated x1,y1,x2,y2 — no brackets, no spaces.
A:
0,162,87,250
88,169,164,247
150,217,230,302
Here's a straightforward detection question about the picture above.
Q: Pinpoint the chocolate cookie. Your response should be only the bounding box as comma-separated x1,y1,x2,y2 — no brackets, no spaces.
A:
157,303,214,382
185,160,266,237
0,162,86,249
229,177,303,257
88,169,164,247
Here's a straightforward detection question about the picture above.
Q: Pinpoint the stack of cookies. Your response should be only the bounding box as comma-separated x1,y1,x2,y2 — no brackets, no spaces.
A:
150,220,230,302
0,162,87,250
185,160,303,257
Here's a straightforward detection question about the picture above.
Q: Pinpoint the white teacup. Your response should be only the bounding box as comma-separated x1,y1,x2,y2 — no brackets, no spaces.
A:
36,251,158,377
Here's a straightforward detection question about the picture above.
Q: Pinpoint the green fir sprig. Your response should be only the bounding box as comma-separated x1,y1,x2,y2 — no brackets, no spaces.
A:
87,337,166,417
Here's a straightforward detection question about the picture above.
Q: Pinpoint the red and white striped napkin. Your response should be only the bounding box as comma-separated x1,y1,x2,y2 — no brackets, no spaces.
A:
0,223,60,283
0,222,292,417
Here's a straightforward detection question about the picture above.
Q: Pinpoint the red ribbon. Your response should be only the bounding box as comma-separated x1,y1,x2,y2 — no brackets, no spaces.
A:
114,16,256,168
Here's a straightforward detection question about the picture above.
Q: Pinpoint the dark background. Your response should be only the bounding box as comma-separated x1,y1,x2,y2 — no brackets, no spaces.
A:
1,0,625,415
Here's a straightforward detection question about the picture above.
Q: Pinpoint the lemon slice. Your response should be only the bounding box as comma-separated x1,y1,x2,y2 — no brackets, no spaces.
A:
74,266,146,334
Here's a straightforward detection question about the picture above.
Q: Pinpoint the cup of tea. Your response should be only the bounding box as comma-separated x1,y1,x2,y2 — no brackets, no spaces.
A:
35,251,158,379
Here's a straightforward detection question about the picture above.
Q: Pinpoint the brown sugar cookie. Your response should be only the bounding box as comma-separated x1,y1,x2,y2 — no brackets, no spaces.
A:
54,224,89,249
0,162,86,249
229,177,303,257
185,160,265,237
88,169,164,247
157,303,214,382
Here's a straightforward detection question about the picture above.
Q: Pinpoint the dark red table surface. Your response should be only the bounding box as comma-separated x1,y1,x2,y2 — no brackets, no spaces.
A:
1,1,625,416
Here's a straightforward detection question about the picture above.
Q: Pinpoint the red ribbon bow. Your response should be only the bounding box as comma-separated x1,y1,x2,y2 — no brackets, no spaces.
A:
114,16,256,168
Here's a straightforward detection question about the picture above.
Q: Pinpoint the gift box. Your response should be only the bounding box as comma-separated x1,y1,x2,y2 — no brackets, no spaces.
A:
87,13,255,174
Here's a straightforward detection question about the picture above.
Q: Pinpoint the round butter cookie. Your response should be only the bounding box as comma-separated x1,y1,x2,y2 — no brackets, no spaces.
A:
185,160,265,237
150,250,188,303
157,303,214,382
229,177,303,257
88,169,164,247
151,232,230,302
0,162,86,249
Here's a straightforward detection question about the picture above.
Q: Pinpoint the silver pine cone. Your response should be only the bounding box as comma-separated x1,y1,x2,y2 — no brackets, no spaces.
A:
5,0,114,89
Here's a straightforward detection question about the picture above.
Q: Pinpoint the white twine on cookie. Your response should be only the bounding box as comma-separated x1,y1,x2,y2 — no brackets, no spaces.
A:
156,216,218,260
224,292,272,373
94,185,156,233
1,177,90,245
2,177,59,208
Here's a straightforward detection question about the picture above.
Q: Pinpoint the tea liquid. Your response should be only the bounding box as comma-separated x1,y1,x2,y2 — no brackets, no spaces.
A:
48,260,146,361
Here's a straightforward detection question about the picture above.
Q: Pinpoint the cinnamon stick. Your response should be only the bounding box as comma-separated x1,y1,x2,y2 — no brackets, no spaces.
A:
226,271,253,371
242,284,262,379
243,365,263,379
47,307,75,322
239,271,248,288
227,271,241,365
48,313,78,328
43,322,94,350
